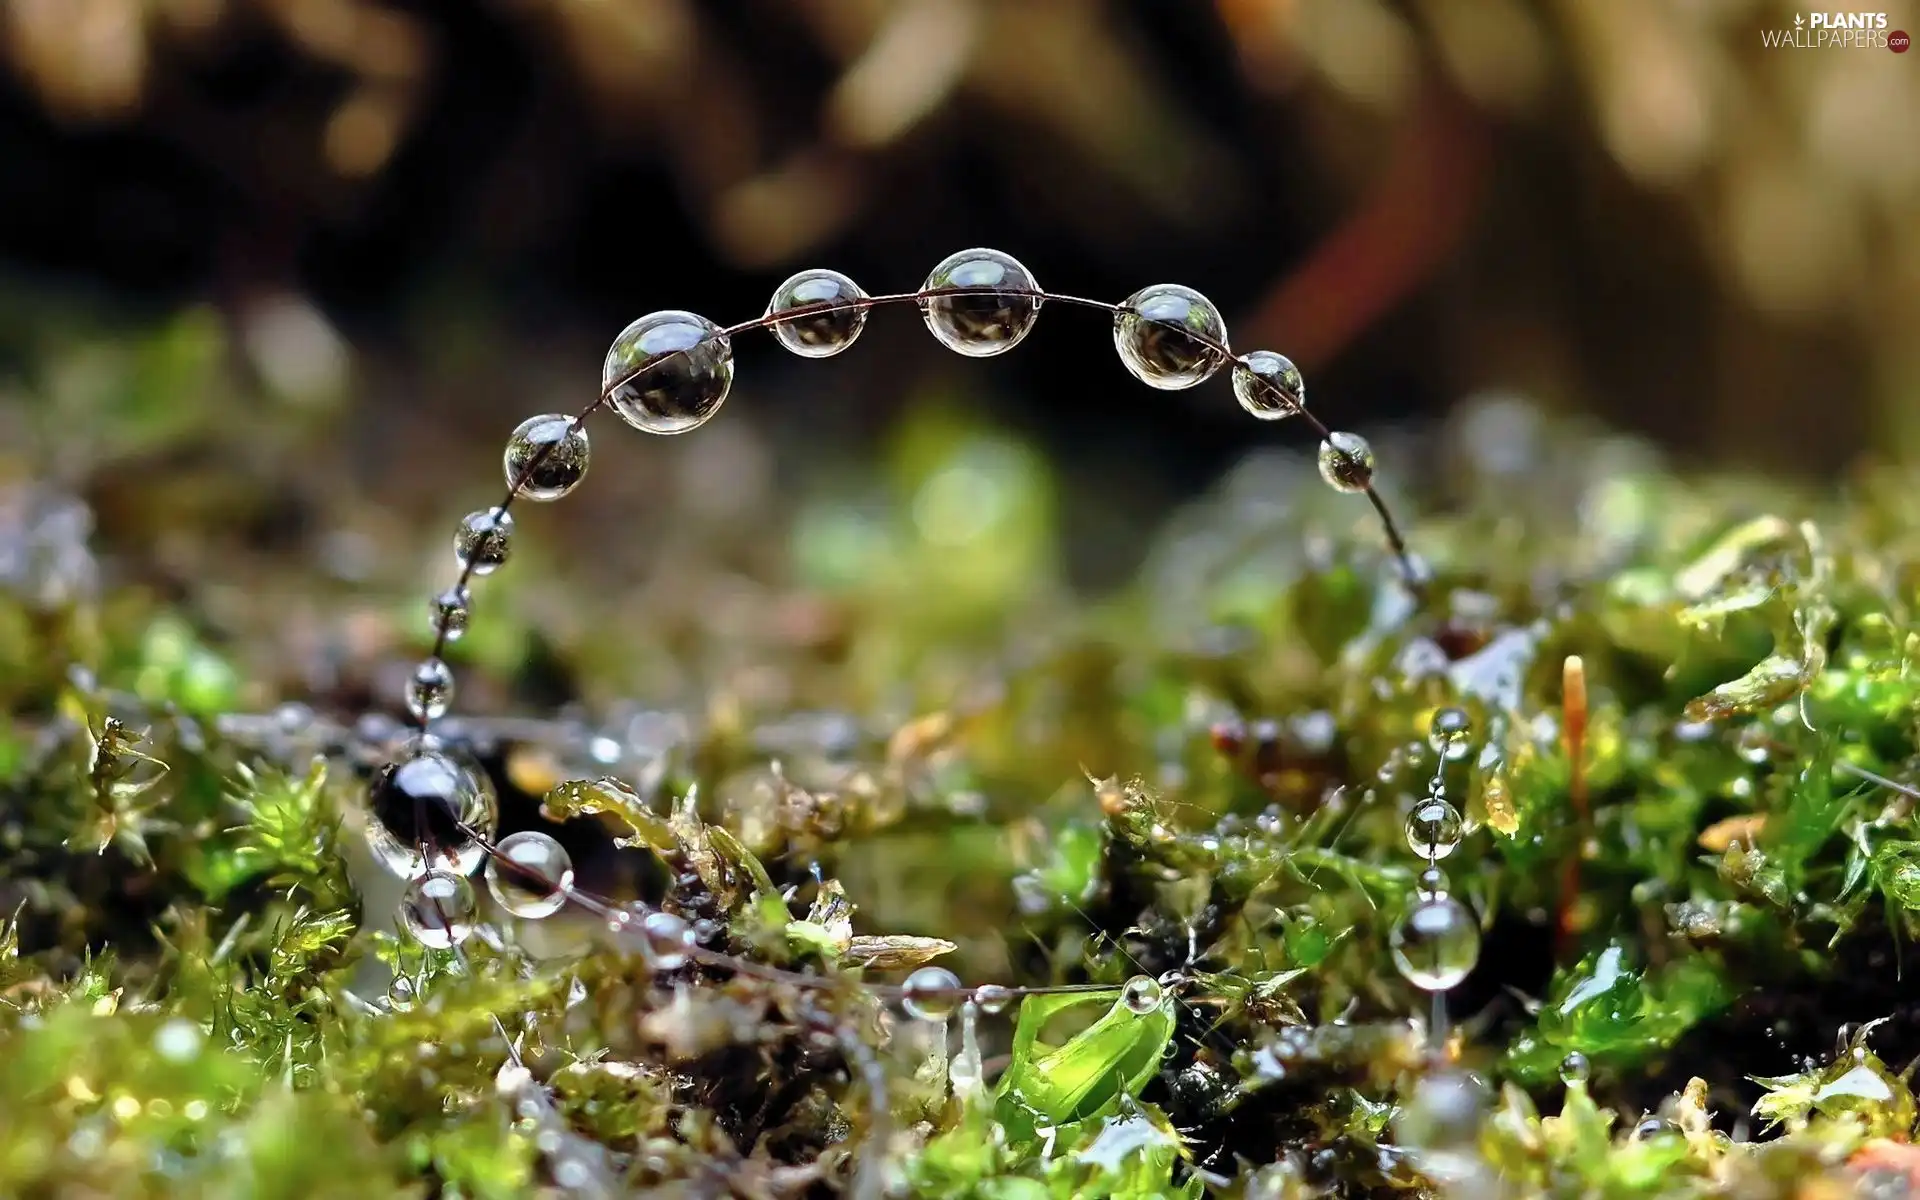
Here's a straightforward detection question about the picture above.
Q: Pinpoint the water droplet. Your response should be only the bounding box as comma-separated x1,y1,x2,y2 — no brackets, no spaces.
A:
972,984,1014,1015
1317,431,1376,493
1428,707,1472,759
503,414,590,501
1122,975,1164,1014
767,268,869,358
485,831,575,919
640,911,693,970
919,248,1042,357
1113,283,1228,389
1406,800,1463,862
1232,351,1306,419
1417,865,1450,897
603,310,735,434
1157,969,1190,991
1560,1051,1591,1085
365,745,498,878
405,658,453,723
387,975,417,1012
429,587,470,642
902,966,962,1021
454,507,514,575
400,870,478,949
1390,895,1480,992
154,1018,203,1062
1634,1116,1677,1139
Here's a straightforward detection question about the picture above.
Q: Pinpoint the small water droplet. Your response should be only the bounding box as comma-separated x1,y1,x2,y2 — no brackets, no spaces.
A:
399,870,478,949
1560,1051,1591,1085
640,911,693,970
1406,800,1463,862
484,831,574,919
405,658,454,722
387,975,418,1012
767,268,869,358
503,413,590,501
1317,432,1376,493
972,984,1014,1015
454,508,514,574
429,586,470,641
1231,350,1305,420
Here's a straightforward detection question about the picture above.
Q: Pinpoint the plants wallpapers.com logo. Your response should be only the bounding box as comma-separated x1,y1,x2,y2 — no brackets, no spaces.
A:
1762,11,1911,49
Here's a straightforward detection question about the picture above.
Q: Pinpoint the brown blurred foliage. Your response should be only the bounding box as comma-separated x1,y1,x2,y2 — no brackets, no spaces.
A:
4,0,1917,472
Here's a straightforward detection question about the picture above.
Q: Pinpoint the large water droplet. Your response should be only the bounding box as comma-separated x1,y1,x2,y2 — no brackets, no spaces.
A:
1406,800,1463,862
902,966,962,1021
1390,895,1480,992
503,413,590,501
768,268,869,358
919,249,1042,357
1113,284,1228,389
485,831,574,919
365,744,498,878
1121,975,1165,1014
603,311,735,434
454,508,514,575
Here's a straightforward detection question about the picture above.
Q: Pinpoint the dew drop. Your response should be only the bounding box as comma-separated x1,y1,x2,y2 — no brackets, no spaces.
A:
485,831,574,920
767,268,869,358
387,975,417,1012
1232,351,1306,419
1406,800,1463,862
405,658,454,723
1389,895,1480,992
1417,865,1450,898
1428,707,1472,760
1122,975,1165,1015
365,744,498,878
902,966,962,1021
919,249,1042,357
429,586,470,642
400,870,478,949
972,984,1014,1015
1560,1051,1591,1085
454,508,514,575
640,911,694,970
1113,284,1228,390
1316,431,1376,493
603,311,735,434
503,414,590,501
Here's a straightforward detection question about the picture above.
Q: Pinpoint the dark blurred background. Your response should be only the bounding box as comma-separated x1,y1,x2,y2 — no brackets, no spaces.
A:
1,0,1916,590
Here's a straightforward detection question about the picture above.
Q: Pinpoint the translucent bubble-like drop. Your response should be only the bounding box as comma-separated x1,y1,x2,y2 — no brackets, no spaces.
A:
1122,975,1165,1015
1390,895,1480,992
365,745,498,878
405,658,453,723
1417,865,1450,898
429,586,470,642
767,268,869,358
387,975,417,1012
1406,800,1463,862
485,831,575,920
972,983,1014,1015
902,966,963,1021
1113,284,1228,389
640,911,694,970
1560,1051,1591,1085
1428,707,1472,760
1232,351,1306,420
503,413,590,501
400,870,478,949
919,249,1042,357
1317,432,1376,493
603,311,735,435
454,508,514,575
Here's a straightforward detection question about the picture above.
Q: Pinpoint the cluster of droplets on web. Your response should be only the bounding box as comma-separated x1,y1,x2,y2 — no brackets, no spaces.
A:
374,246,1394,1032
1390,707,1481,994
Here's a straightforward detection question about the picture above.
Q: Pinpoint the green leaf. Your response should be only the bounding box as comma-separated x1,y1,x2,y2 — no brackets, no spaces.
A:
995,988,1174,1137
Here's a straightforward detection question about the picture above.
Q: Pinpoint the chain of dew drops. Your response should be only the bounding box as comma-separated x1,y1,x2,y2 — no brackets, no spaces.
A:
371,249,1472,1061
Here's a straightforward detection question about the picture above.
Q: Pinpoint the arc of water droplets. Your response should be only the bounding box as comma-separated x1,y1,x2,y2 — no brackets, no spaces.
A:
1390,708,1481,1050
381,251,1432,1021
